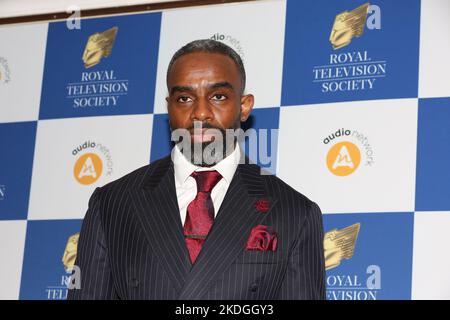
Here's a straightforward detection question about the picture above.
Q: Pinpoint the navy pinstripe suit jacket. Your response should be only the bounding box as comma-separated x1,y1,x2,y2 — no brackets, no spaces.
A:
67,155,326,300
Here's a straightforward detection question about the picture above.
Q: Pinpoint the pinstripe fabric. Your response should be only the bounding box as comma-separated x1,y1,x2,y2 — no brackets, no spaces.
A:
67,155,325,300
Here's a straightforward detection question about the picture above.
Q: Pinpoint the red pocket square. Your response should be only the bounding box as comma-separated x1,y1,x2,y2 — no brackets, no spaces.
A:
245,225,278,251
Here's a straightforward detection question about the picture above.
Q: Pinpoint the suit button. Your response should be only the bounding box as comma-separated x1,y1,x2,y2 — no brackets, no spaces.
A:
131,278,139,288
250,283,258,292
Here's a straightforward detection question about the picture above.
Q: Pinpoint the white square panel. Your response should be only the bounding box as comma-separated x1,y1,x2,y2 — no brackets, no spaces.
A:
277,99,418,213
153,0,286,113
419,0,450,98
0,23,48,123
412,211,450,300
0,220,26,300
28,114,153,220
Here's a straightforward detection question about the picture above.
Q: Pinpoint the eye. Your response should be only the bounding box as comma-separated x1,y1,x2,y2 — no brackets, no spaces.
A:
212,94,227,101
176,96,192,103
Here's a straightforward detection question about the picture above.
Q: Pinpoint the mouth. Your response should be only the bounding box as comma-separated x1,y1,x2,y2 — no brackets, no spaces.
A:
190,128,218,143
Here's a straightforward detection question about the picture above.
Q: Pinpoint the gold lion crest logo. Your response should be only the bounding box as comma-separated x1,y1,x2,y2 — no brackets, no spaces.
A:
324,223,361,270
62,233,80,271
82,27,118,68
329,3,370,50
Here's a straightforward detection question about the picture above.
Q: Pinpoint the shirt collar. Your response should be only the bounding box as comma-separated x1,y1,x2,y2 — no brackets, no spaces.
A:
172,142,241,187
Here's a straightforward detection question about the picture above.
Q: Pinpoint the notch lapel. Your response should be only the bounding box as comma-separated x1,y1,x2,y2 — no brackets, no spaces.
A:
128,156,192,295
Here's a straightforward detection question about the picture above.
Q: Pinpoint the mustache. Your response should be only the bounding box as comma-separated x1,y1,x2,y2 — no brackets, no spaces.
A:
186,122,225,132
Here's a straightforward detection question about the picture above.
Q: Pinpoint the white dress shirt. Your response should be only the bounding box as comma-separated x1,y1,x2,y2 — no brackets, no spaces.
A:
172,143,241,226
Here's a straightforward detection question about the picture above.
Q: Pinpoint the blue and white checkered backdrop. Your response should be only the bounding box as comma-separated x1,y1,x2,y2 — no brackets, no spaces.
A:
1,0,449,300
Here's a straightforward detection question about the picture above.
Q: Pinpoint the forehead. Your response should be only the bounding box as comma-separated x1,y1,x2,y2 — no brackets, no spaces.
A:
167,52,241,87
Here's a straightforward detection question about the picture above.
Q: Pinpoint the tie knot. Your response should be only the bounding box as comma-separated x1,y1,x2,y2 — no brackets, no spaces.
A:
191,170,222,193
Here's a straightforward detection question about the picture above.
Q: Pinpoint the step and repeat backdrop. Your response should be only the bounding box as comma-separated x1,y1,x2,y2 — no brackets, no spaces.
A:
1,0,449,300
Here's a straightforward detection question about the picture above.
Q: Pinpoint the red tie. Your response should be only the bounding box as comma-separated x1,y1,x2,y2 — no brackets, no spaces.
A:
183,170,222,264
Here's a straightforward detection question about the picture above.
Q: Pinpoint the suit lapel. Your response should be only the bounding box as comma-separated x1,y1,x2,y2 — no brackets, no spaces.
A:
128,156,192,295
178,162,278,300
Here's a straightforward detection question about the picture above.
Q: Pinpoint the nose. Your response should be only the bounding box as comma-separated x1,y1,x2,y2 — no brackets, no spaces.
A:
190,97,213,122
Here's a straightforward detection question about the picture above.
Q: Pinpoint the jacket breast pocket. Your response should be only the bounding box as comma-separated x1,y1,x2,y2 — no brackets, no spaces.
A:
234,250,284,265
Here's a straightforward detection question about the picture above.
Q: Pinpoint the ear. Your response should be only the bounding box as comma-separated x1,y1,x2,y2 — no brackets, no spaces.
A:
240,94,254,122
165,96,170,113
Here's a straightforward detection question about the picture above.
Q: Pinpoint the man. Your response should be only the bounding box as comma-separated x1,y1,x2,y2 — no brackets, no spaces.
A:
67,39,325,300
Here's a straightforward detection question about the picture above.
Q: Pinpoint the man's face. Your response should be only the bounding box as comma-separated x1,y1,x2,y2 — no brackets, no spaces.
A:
166,51,254,165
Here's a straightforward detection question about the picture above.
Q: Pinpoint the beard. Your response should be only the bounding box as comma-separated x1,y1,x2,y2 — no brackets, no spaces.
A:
171,121,238,167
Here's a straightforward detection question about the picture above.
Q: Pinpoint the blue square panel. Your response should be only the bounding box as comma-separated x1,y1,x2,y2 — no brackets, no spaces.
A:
39,12,161,120
150,113,172,162
241,107,280,174
20,219,82,300
323,212,414,300
282,0,420,106
416,97,450,211
0,121,36,220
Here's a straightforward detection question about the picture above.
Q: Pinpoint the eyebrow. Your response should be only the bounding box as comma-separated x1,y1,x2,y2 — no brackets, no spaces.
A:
169,81,234,95
209,81,234,91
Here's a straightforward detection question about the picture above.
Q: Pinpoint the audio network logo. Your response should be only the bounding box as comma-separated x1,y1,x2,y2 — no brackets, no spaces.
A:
323,128,375,176
72,140,113,185
210,33,245,63
66,27,130,109
0,57,11,84
313,2,384,93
